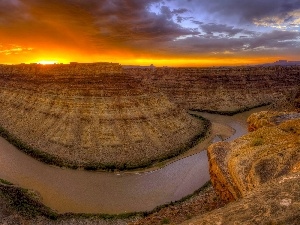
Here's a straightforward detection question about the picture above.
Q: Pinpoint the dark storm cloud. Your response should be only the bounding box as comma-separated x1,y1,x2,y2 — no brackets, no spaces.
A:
66,0,197,45
0,0,300,63
160,6,189,19
247,30,300,49
192,20,203,25
0,0,198,54
176,16,194,23
0,0,29,24
172,8,189,14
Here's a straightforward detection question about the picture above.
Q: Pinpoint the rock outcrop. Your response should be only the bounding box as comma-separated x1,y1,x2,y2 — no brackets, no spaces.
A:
0,64,207,170
182,111,300,224
181,172,300,225
247,111,300,131
207,115,300,202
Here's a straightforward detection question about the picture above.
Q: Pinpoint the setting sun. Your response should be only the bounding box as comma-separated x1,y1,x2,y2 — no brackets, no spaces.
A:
37,60,59,65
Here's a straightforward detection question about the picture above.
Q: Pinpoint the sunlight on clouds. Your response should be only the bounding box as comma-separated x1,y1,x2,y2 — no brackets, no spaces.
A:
0,45,33,55
0,1,299,66
254,9,300,30
174,35,194,41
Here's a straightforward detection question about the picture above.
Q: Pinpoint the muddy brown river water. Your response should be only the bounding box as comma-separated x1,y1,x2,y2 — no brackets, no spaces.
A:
0,107,266,214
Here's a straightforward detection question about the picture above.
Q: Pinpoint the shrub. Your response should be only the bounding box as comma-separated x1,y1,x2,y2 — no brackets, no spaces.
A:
252,137,263,146
161,217,170,224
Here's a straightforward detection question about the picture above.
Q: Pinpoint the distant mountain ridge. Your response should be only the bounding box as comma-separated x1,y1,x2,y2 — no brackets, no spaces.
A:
261,60,300,66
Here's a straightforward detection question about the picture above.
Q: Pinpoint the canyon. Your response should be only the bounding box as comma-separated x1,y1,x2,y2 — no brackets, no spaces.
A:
0,63,207,170
128,66,300,113
0,63,299,224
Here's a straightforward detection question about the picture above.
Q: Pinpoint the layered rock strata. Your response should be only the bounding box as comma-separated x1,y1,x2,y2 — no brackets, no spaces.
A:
134,66,300,113
207,112,300,202
0,64,206,170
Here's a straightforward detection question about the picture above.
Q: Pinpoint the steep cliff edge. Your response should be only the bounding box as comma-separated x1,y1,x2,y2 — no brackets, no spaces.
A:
141,66,300,113
208,112,300,202
247,111,300,131
181,111,300,224
181,172,300,225
0,64,208,170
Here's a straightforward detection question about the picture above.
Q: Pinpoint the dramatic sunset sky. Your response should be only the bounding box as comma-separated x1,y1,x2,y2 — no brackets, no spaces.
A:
0,0,300,66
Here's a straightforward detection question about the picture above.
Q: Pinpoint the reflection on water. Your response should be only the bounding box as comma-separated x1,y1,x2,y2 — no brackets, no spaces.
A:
0,106,267,214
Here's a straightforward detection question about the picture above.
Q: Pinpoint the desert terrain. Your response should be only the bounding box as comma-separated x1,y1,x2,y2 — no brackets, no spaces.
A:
0,64,299,224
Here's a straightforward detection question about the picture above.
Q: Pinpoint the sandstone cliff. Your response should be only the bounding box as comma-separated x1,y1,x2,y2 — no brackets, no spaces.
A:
139,66,300,113
0,65,207,170
247,111,300,131
208,112,300,202
181,111,300,224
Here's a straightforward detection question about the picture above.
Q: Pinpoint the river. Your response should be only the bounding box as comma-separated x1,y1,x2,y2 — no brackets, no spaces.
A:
0,107,266,214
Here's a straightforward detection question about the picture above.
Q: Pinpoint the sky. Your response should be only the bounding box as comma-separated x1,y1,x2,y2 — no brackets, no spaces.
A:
0,0,300,66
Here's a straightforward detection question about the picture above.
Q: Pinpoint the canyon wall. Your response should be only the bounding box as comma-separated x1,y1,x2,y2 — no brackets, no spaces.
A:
182,111,300,224
133,66,300,113
0,62,123,76
0,64,299,169
0,65,206,170
207,112,300,202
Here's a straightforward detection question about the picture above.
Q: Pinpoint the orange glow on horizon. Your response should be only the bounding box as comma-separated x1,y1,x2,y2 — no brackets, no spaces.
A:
37,60,59,65
0,1,299,67
0,55,286,67
0,44,292,67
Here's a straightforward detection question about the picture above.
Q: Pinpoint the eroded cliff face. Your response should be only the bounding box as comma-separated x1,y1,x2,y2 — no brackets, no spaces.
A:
208,113,300,202
139,66,300,113
247,111,300,131
0,64,206,170
182,112,300,224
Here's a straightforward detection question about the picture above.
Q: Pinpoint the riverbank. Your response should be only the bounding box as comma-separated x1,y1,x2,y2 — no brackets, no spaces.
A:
190,102,270,116
0,76,209,172
0,107,265,224
0,120,211,172
0,179,226,225
0,134,211,214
